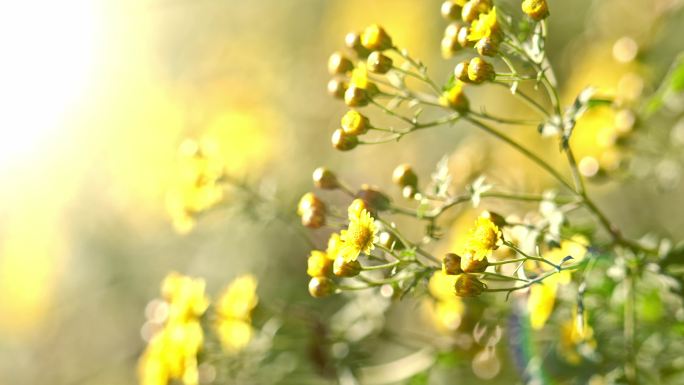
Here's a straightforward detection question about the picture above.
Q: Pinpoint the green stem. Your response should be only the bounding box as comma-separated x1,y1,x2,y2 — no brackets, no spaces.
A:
465,116,575,191
504,240,560,271
488,257,527,266
481,271,528,282
362,260,401,271
391,47,442,95
468,109,540,126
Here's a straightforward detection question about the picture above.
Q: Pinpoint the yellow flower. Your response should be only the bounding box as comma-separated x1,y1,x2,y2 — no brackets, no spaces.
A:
527,276,559,330
161,272,210,323
326,232,343,260
350,64,371,90
347,198,371,219
215,274,259,353
216,274,258,320
166,138,225,233
307,250,332,277
428,270,459,301
216,319,253,352
139,273,208,385
527,236,588,329
462,215,502,261
467,7,498,42
559,308,595,364
425,271,464,332
340,205,378,261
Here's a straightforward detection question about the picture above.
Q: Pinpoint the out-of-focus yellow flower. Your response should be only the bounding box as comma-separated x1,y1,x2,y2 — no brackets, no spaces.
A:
425,270,464,332
326,232,344,260
467,7,498,41
216,318,253,352
139,273,208,385
166,138,225,233
307,250,332,277
215,274,259,353
161,272,210,323
527,276,559,330
527,236,588,329
340,205,378,261
428,269,459,301
462,215,503,261
559,308,595,364
350,64,371,90
216,275,258,320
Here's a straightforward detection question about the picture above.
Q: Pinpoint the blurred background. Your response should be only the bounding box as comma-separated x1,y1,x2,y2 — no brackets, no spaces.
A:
0,0,683,384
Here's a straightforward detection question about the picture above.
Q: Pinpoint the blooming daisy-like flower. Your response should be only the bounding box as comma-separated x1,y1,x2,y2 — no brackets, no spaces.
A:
462,215,503,261
340,205,378,262
467,7,498,42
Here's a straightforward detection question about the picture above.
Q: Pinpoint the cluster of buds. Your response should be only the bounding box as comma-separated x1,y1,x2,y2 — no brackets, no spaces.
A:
297,192,326,229
327,24,394,106
332,110,373,151
442,252,490,297
306,244,363,298
440,0,501,58
455,57,495,84
326,25,406,151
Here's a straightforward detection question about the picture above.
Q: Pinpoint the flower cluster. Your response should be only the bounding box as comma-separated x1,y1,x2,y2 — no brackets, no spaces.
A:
138,273,258,385
166,138,225,233
138,273,209,385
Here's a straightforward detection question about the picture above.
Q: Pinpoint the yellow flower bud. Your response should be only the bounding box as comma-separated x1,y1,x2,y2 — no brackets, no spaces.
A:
308,277,335,298
441,34,461,58
460,253,489,273
467,57,495,84
341,110,370,136
355,184,391,212
331,128,359,151
333,256,362,277
454,61,470,82
297,192,325,216
522,0,549,21
378,231,403,250
461,0,491,23
481,210,507,228
392,164,418,188
344,85,369,107
345,31,371,57
301,209,326,229
312,167,339,190
445,22,465,39
442,253,464,275
367,51,393,74
327,78,348,99
360,24,393,51
441,1,463,20
457,26,473,48
328,52,354,75
307,251,332,277
475,36,498,56
440,81,470,112
455,274,486,297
